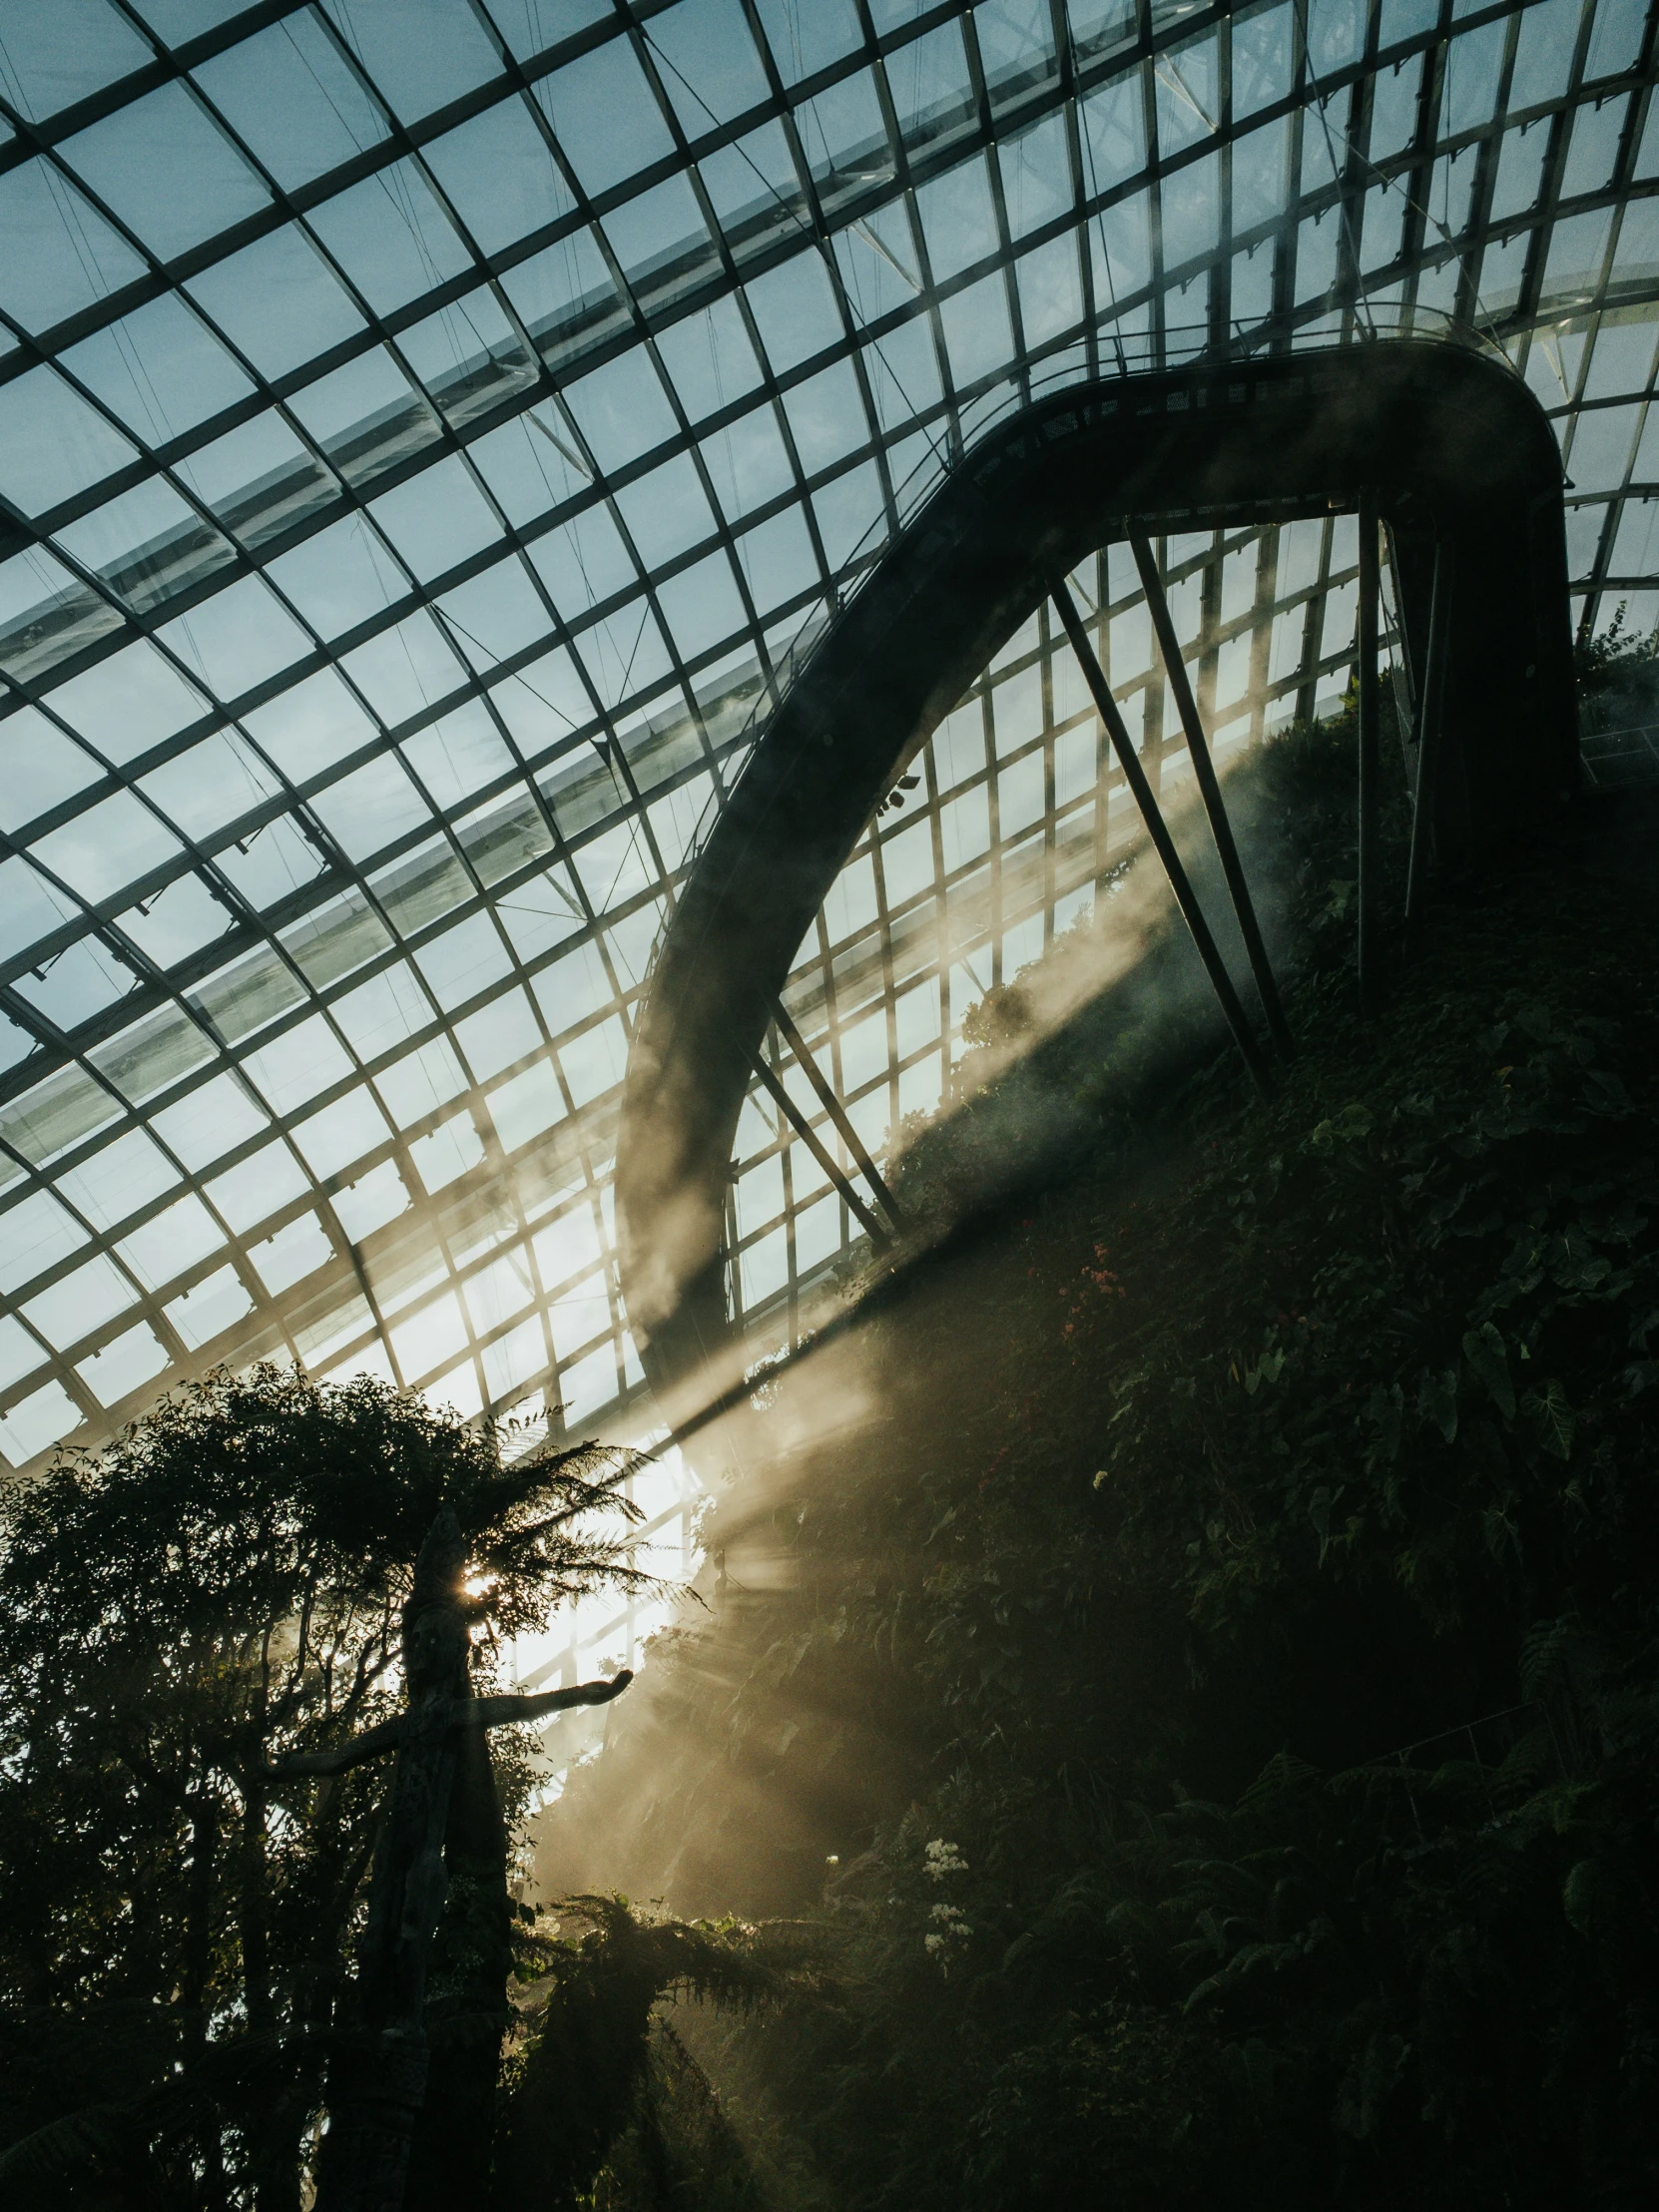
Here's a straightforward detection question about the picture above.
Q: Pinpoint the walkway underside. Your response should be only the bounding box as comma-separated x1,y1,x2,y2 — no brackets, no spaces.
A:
614,338,1577,1422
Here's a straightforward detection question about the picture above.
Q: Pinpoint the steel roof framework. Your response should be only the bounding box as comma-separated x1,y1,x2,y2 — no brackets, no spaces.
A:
0,0,1655,1539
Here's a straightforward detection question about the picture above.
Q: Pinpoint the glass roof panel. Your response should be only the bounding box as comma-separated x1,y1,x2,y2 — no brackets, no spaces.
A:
308,756,434,859
0,158,150,335
60,81,274,261
23,1249,140,1347
754,0,862,85
54,475,236,617
0,0,151,121
915,152,1000,279
977,0,1060,109
572,597,674,709
137,728,280,838
885,19,975,152
698,117,809,259
307,162,474,316
318,0,503,126
1587,0,1647,81
287,345,440,490
62,293,257,447
114,1190,225,1293
655,293,766,420
77,1321,169,1409
56,1123,179,1247
151,1069,270,1169
368,453,504,582
0,1314,48,1392
0,857,76,966
601,171,718,307
744,246,844,369
401,701,515,808
118,871,234,967
267,511,410,640
184,223,367,379
562,346,681,471
782,356,871,470
644,0,774,135
424,96,575,256
792,70,891,202
613,449,717,566
44,637,207,765
0,706,102,832
999,110,1075,240
436,552,553,668
193,11,392,190
173,409,334,550
158,573,309,704
535,34,678,196
236,664,369,781
0,366,141,519
339,610,468,724
484,0,611,64
32,787,185,903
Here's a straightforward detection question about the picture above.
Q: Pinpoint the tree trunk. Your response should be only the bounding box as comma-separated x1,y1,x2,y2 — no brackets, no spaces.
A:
241,1774,304,2212
402,1717,513,2212
184,1782,229,2206
313,1511,470,2212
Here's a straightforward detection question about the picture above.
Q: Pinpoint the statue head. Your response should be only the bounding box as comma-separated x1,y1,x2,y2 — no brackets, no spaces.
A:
400,1507,471,1698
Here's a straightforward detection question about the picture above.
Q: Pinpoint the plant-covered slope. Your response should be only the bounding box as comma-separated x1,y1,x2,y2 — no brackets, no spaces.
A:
541,721,1659,2209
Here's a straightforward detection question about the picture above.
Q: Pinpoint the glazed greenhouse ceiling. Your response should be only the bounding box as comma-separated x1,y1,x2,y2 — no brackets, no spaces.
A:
0,0,1655,1486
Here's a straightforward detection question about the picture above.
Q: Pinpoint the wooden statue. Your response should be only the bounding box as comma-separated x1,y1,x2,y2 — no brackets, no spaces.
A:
271,1509,632,2212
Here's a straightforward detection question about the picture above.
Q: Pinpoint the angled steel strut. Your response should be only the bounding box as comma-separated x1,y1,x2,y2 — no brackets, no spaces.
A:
746,1045,893,1255
1049,577,1275,1100
770,995,909,1236
1128,529,1295,1059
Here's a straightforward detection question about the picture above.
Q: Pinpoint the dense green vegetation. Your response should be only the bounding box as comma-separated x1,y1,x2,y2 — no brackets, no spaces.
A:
545,714,1659,2209
5,693,1657,2209
0,1371,678,2207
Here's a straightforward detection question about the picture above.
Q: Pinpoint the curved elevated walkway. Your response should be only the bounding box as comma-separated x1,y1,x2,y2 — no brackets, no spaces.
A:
614,337,1577,1414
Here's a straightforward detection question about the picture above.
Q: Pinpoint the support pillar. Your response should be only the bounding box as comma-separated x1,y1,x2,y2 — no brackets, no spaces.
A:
1357,489,1382,1013
1403,542,1452,943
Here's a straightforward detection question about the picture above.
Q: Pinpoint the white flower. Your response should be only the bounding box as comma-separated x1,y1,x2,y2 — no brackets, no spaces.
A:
923,1838,967,1880
927,1903,972,1941
923,1903,972,1965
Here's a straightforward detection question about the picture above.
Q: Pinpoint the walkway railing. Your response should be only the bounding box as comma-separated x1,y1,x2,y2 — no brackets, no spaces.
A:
667,307,1513,897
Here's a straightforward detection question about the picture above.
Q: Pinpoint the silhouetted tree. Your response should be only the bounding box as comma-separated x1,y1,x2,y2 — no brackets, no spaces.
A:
0,1364,653,2208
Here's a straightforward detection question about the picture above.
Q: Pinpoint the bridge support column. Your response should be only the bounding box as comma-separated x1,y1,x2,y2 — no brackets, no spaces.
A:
1358,489,1382,1013
1403,542,1453,944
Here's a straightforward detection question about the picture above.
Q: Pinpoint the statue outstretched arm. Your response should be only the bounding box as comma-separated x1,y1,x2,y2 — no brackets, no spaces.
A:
267,1712,408,1779
265,1671,633,1777
466,1670,634,1727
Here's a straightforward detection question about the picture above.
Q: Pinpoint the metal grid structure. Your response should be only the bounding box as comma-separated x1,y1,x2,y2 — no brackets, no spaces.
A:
2,0,1658,1507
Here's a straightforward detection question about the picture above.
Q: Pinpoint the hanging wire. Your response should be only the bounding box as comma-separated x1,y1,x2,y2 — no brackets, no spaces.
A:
639,22,950,470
